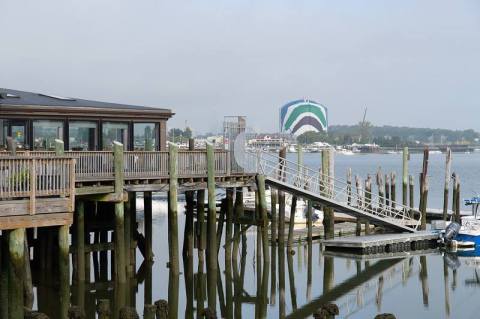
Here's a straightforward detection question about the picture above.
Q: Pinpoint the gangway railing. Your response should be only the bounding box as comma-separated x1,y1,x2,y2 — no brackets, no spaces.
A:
242,150,421,231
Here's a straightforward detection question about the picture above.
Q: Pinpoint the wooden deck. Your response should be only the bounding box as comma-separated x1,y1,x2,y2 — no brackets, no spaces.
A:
0,150,253,229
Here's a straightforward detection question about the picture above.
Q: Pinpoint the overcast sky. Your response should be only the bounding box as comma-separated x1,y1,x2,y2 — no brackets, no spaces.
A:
1,0,479,134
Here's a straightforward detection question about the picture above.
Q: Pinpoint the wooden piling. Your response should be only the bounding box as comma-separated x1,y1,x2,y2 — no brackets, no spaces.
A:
402,147,409,206
0,233,8,319
9,228,25,319
452,173,457,220
307,201,313,243
76,200,86,283
278,147,287,247
322,148,334,239
59,224,70,318
376,169,384,210
365,176,373,235
144,191,153,261
385,174,391,208
347,168,352,206
287,195,297,249
206,142,217,311
97,299,111,319
419,148,429,230
390,172,396,208
443,149,452,221
168,143,180,276
114,141,127,284
270,188,278,246
455,176,461,223
256,175,270,265
232,188,242,262
409,175,415,212
197,189,206,259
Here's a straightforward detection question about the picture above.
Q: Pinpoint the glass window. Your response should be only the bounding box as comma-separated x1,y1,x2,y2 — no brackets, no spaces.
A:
0,120,28,150
33,120,64,150
0,120,6,150
134,123,157,150
69,121,98,151
102,122,129,150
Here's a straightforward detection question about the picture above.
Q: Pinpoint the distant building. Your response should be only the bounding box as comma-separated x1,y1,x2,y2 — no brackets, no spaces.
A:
279,99,328,136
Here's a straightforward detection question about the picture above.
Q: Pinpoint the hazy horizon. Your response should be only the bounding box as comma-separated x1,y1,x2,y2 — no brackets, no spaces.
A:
1,0,479,134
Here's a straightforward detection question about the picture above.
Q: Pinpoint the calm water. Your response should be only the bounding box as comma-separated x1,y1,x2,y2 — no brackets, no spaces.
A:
32,152,480,318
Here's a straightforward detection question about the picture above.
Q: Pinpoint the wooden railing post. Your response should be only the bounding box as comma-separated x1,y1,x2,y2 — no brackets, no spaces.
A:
29,159,36,215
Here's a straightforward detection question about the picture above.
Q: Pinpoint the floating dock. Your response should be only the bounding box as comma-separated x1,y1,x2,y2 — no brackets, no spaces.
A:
322,231,439,254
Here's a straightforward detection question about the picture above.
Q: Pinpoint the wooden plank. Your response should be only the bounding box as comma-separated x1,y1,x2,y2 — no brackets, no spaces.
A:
75,186,115,195
0,198,71,216
0,212,72,230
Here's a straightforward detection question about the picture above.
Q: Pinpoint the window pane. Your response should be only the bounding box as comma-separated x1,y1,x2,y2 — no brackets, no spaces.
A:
134,123,157,150
102,122,129,150
0,120,28,150
0,120,6,150
33,120,64,150
69,121,98,151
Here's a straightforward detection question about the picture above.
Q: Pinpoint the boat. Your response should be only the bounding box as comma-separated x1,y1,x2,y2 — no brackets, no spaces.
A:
454,197,480,245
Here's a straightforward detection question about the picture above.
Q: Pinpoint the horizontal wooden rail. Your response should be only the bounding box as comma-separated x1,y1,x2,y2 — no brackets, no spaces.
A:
0,156,76,214
0,150,236,182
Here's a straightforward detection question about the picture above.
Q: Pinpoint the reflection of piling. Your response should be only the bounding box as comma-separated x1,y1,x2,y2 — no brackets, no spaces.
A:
323,256,334,293
419,255,429,306
287,249,297,310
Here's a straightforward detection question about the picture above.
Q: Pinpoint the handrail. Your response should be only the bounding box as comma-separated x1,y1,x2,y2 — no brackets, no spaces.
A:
243,150,421,231
0,150,233,181
0,156,75,203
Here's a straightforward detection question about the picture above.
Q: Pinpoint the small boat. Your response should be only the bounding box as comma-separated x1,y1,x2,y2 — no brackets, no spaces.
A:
455,197,480,245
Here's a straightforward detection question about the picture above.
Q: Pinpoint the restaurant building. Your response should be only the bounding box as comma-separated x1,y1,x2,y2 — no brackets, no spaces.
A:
0,88,173,151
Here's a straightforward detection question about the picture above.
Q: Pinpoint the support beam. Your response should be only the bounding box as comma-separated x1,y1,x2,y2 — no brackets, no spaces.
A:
168,142,180,281
206,142,217,311
144,191,153,261
8,228,25,319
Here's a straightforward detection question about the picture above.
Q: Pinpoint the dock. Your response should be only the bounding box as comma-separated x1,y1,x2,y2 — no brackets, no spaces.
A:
322,231,439,254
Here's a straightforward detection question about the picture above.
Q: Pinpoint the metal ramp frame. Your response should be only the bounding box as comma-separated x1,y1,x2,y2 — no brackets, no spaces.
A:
242,150,421,233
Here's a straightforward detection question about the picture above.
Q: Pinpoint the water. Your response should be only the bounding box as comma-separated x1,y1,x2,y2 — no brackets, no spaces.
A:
29,152,480,318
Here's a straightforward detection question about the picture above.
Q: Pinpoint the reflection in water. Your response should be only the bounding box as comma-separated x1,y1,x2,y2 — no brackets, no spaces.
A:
6,199,480,319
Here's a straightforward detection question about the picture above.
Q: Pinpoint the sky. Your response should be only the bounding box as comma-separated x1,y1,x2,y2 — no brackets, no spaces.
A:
1,0,479,134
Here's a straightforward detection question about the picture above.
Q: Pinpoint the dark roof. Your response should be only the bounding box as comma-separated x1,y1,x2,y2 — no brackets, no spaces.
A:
0,88,172,113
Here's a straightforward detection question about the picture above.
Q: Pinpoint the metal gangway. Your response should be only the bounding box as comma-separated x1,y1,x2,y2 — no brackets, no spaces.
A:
241,150,421,233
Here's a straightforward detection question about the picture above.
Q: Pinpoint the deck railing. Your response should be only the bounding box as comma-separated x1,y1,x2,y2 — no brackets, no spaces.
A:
0,156,75,202
0,150,233,182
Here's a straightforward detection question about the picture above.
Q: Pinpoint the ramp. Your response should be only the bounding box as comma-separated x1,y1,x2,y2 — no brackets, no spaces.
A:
242,150,421,233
